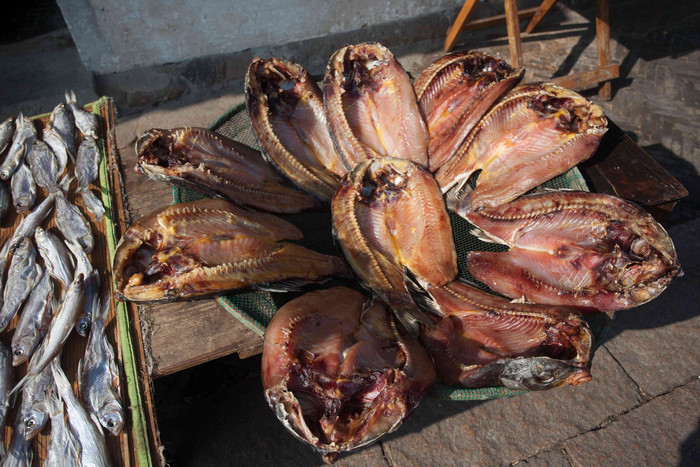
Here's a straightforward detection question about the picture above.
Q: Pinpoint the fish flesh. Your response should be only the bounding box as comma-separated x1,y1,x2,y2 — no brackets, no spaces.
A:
113,198,350,302
10,162,36,213
413,50,523,171
0,117,15,155
80,295,124,435
27,139,60,193
47,102,77,158
332,157,457,330
35,226,75,290
136,127,319,214
52,359,112,467
0,237,42,332
11,267,53,366
55,192,94,253
262,287,435,463
435,83,607,209
0,340,13,437
66,239,99,337
0,113,36,181
18,354,54,440
246,57,345,200
65,90,99,138
462,191,682,311
324,42,429,169
414,279,592,389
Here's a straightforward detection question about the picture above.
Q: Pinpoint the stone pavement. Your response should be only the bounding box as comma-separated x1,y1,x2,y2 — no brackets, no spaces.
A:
0,0,698,465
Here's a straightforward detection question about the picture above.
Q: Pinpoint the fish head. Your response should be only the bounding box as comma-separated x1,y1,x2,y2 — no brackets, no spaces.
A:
100,404,125,436
75,316,91,337
11,339,33,366
22,409,48,440
499,356,591,391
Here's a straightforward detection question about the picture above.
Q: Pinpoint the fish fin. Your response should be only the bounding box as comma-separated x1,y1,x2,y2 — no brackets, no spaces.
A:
469,227,508,245
403,269,444,322
444,182,473,214
510,296,533,304
91,412,105,436
8,372,34,402
604,310,616,319
255,278,326,293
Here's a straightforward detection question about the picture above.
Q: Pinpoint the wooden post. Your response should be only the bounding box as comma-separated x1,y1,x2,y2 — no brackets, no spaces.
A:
525,0,558,34
504,0,523,67
596,0,612,99
444,0,479,52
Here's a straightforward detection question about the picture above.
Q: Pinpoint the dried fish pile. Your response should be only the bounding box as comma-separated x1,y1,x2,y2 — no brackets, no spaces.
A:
0,94,121,465
122,43,681,463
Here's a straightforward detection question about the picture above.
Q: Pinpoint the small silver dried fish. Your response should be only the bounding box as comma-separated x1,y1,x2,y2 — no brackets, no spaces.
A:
10,162,36,213
55,192,94,253
66,239,99,337
0,117,15,155
48,102,77,158
65,90,99,139
11,267,54,366
76,135,100,188
42,126,70,177
45,389,80,467
0,113,36,180
28,139,60,193
35,226,75,290
3,419,33,466
0,237,42,332
18,354,54,440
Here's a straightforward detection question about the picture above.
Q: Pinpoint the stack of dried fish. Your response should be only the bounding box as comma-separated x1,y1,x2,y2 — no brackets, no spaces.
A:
0,94,121,465
120,42,681,463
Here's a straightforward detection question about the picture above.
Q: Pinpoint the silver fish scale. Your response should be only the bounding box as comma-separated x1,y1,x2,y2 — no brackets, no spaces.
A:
10,162,36,213
28,140,59,193
76,136,100,188
11,268,53,367
55,193,94,253
35,226,75,289
49,102,77,157
0,238,41,332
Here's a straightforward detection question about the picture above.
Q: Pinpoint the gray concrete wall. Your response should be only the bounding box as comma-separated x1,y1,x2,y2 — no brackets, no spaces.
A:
57,0,462,75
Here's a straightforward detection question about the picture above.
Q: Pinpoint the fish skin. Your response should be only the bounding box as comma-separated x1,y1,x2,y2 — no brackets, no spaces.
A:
66,239,99,337
27,139,60,193
11,267,53,366
42,126,70,177
51,359,112,467
55,192,94,253
262,287,435,462
78,187,105,220
48,102,77,158
324,42,429,169
80,295,124,436
65,90,99,139
0,237,41,332
415,279,593,389
246,57,344,201
113,198,349,302
0,113,36,181
413,50,524,172
0,340,13,436
0,117,15,155
45,389,80,467
76,135,100,188
35,226,75,290
464,191,682,311
10,162,36,213
18,354,54,440
135,127,319,214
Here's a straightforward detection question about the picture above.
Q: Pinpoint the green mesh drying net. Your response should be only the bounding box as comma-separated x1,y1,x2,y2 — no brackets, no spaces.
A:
172,100,610,401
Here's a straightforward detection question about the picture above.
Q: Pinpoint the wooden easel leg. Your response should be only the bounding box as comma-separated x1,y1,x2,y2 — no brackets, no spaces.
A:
596,0,612,99
525,0,559,34
444,0,479,52
504,0,523,67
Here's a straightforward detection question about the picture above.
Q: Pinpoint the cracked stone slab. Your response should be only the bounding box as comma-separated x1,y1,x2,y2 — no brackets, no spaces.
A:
563,378,700,466
381,347,642,466
513,448,570,466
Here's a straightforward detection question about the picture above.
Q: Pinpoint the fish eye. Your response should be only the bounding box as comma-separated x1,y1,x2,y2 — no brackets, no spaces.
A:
13,349,22,356
25,419,35,428
107,420,115,428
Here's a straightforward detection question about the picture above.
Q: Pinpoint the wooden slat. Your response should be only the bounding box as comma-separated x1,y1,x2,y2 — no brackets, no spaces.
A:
549,64,619,91
503,0,524,67
444,0,479,52
596,0,612,99
454,7,538,34
525,0,559,34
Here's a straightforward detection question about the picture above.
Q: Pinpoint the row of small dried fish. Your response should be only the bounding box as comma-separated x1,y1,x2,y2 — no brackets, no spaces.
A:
120,42,681,464
0,97,119,465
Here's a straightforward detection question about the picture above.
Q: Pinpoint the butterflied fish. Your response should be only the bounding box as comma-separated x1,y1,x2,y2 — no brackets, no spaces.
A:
113,198,349,302
0,237,41,332
55,192,94,253
0,117,15,155
324,42,429,169
28,139,60,193
136,127,318,214
65,90,99,138
0,113,36,180
462,191,682,311
413,50,523,171
332,157,457,330
10,162,36,213
11,267,53,366
414,279,593,389
435,83,607,209
263,287,435,464
79,294,124,435
52,360,112,466
246,57,344,201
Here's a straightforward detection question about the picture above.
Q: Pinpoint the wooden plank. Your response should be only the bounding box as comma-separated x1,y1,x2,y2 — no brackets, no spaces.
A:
596,0,612,99
504,0,524,67
444,0,479,52
525,0,559,34
549,64,619,91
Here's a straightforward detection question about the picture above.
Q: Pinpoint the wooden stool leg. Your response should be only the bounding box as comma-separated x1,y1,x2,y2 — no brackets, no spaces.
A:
596,0,612,99
504,0,523,67
444,0,479,52
525,0,559,34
